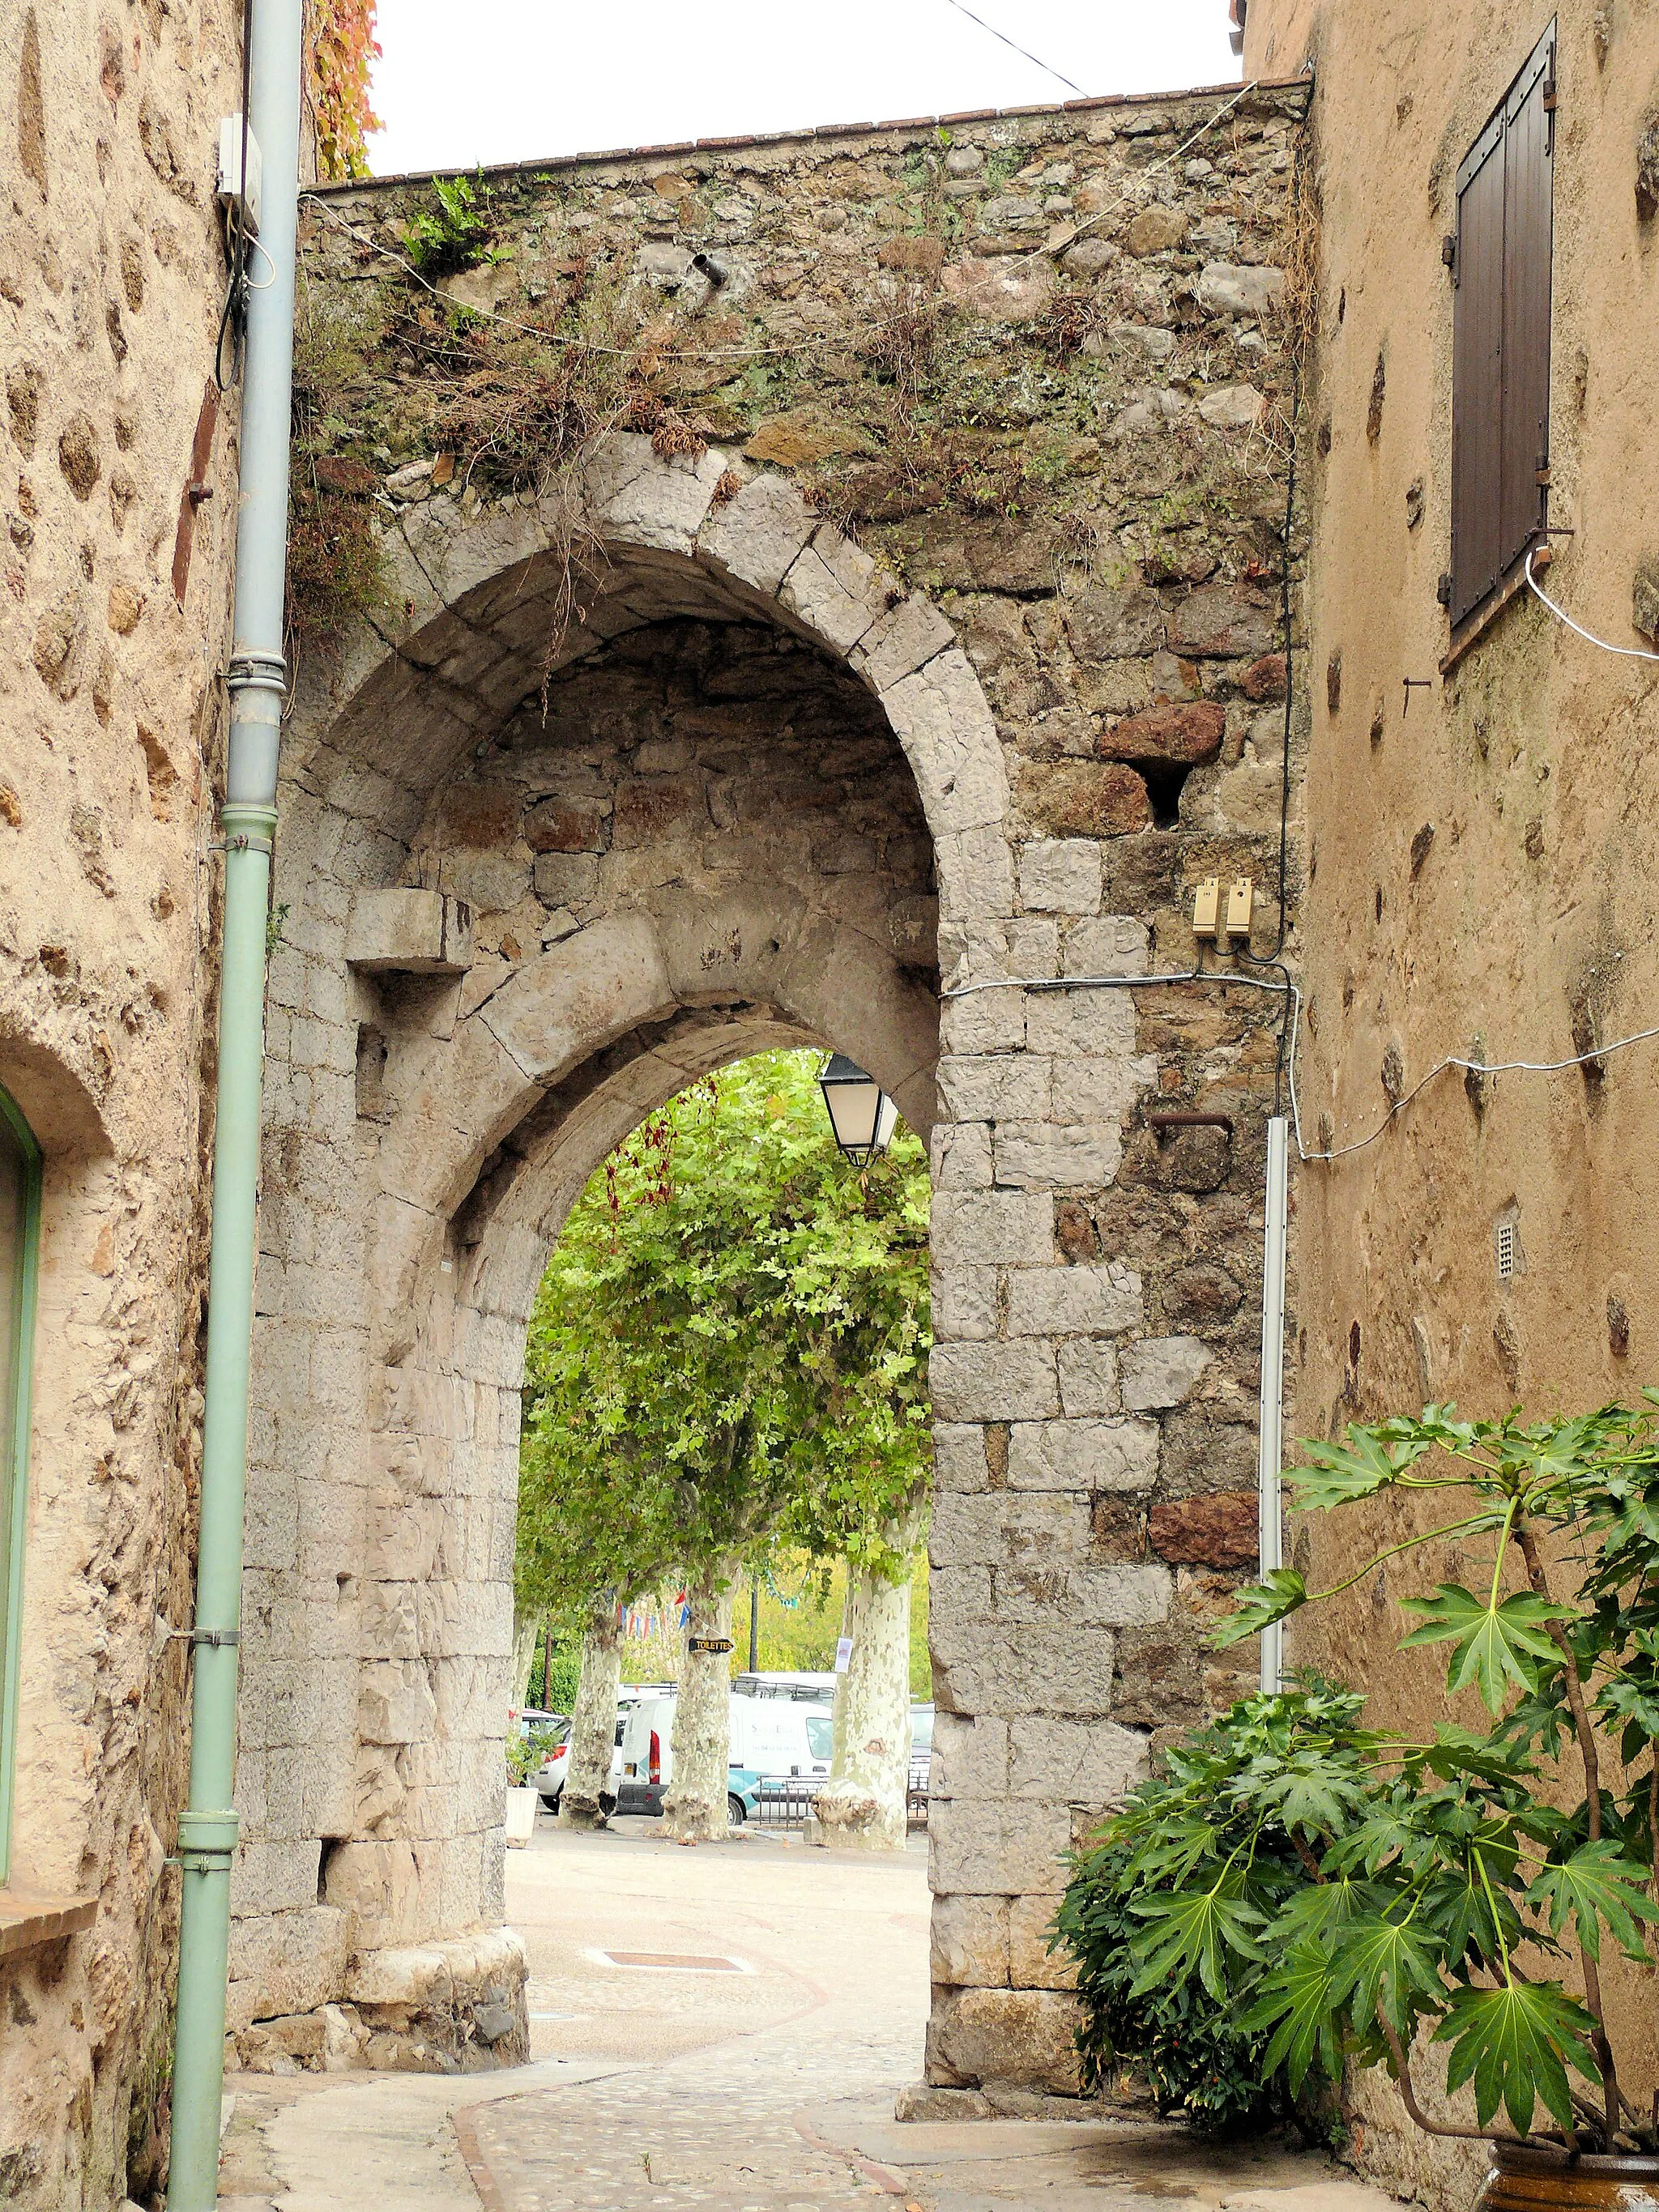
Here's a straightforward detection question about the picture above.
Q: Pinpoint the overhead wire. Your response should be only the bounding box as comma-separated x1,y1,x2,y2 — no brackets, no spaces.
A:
942,967,1659,1168
936,0,1087,98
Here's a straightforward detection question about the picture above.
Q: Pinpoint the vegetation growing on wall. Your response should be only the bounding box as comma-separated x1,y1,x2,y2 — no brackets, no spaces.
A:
307,0,381,182
291,86,1309,650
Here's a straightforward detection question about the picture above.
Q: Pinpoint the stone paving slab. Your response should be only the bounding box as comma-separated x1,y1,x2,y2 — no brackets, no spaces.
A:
798,2103,1407,2212
229,1832,1414,2212
468,2086,894,2211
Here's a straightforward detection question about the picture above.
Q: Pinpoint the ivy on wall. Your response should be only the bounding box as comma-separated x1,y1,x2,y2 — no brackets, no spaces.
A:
309,0,381,182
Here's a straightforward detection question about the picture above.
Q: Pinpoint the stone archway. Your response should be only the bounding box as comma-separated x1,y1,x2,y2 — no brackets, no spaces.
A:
231,438,1004,2069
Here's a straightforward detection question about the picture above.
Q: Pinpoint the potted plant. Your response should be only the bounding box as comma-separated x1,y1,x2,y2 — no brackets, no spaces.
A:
505,1721,552,1848
1058,1401,1659,2209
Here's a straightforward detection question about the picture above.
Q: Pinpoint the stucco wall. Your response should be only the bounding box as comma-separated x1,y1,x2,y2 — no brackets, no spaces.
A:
1245,0,1659,2198
233,80,1314,2094
0,0,242,2204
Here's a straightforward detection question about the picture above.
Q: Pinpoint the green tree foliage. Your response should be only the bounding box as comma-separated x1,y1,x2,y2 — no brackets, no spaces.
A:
1062,1401,1659,2154
517,1051,931,1628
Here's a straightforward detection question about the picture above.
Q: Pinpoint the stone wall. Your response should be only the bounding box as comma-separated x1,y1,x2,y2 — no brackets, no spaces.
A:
240,76,1312,2091
0,0,242,2204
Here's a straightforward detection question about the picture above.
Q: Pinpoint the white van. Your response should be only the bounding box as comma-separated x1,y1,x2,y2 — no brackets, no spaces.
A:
617,1692,834,1813
533,1684,675,1811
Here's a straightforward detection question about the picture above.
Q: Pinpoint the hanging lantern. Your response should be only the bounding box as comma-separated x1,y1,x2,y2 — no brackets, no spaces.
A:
817,1053,898,1166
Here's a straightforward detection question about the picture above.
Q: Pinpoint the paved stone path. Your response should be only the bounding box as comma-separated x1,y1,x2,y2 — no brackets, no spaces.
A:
224,1821,1410,2212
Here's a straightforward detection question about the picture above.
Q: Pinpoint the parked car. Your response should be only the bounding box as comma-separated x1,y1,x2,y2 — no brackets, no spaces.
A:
533,1717,623,1813
532,1683,677,1810
726,1769,765,1826
753,1706,836,1812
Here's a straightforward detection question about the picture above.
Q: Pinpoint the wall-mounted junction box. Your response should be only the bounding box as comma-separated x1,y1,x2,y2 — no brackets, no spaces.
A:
216,117,262,236
1192,877,1222,940
1225,877,1254,942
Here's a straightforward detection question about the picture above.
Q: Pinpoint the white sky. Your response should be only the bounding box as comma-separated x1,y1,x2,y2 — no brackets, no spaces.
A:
365,0,1239,178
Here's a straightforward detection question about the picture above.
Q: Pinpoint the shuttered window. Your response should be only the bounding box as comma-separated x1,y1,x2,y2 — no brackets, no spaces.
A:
1449,23,1556,629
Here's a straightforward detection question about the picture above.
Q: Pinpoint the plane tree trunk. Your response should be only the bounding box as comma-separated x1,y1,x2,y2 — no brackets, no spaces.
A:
663,1562,736,1843
560,1593,621,1830
812,1543,915,1852
510,1605,541,1710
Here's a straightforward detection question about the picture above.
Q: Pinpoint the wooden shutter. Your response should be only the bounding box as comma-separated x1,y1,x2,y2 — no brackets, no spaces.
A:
1499,36,1555,573
1448,23,1555,629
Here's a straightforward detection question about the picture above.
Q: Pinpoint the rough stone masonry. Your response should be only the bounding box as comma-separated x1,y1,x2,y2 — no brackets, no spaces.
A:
232,75,1312,2092
0,0,246,2203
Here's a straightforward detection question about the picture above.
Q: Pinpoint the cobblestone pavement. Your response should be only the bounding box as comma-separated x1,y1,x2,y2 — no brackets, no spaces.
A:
227,1818,1406,2212
462,1818,930,2210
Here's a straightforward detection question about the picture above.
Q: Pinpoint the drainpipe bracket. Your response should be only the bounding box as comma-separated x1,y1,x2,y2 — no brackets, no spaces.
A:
219,799,279,855
176,1808,240,1873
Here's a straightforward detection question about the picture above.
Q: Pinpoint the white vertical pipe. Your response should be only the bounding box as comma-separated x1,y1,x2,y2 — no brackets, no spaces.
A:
1257,1115,1290,1694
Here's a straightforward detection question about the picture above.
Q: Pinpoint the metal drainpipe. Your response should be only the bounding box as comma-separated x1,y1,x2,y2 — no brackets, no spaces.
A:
167,0,301,2202
1256,1115,1290,1695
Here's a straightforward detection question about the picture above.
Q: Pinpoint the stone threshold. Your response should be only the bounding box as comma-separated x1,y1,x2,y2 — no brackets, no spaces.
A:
0,1886,98,1959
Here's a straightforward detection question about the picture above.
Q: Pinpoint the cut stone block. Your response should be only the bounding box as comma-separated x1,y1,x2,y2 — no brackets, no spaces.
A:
346,889,473,975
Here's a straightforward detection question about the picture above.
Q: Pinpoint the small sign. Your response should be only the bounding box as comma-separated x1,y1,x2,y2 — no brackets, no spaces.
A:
834,1635,854,1675
688,1634,733,1656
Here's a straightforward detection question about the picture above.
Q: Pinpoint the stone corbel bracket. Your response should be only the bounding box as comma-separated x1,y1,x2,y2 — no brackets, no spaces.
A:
346,889,474,977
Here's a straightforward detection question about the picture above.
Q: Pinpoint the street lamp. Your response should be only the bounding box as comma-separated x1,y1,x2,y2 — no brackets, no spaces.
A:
817,1053,899,1166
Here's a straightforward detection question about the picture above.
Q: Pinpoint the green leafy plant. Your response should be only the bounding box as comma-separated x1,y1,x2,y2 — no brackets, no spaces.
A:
405,173,500,277
1055,1681,1372,2131
518,1051,931,1627
1077,1401,1659,2155
506,1720,559,1788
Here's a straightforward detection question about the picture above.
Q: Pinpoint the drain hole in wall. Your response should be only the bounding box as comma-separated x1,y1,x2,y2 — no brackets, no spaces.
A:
318,1838,348,1907
1141,762,1193,830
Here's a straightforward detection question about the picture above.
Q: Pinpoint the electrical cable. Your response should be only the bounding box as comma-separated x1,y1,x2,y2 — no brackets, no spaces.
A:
243,233,279,290
1525,544,1659,665
936,0,1087,97
941,968,1659,1168
215,0,256,390
1229,347,1300,1110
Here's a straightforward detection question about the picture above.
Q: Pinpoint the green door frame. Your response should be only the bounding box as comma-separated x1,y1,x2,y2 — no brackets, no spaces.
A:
0,1084,42,1888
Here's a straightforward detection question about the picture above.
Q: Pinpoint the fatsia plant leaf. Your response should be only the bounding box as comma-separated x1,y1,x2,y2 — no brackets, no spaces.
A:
1252,1753,1373,1840
1128,1887,1267,2005
1525,1840,1659,1962
1278,1873,1384,1946
1398,1585,1574,1712
1326,1915,1445,2037
1433,1980,1599,2137
1211,1569,1307,1650
1414,1725,1537,1787
1284,1428,1435,1511
1597,1671,1659,1763
1236,1941,1341,2093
